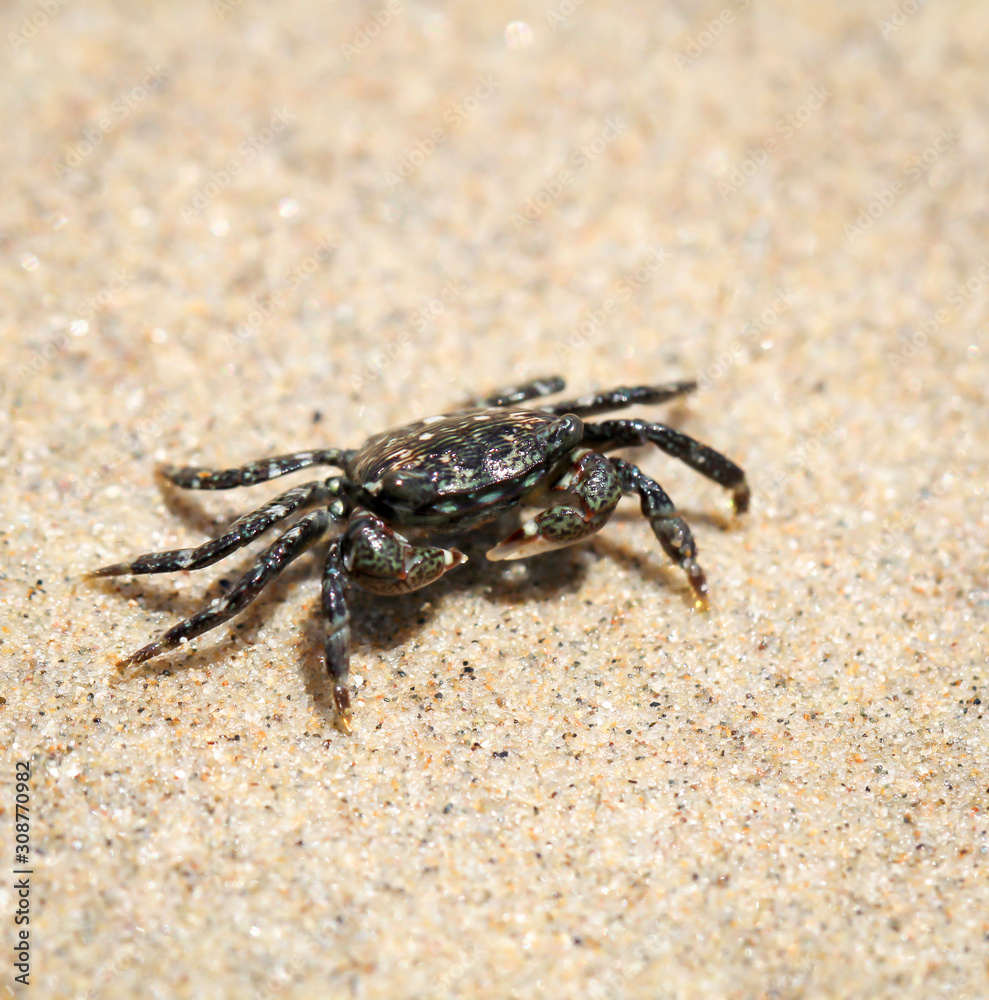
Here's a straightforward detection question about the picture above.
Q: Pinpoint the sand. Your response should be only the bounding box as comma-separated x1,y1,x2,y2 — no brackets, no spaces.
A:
1,1,987,997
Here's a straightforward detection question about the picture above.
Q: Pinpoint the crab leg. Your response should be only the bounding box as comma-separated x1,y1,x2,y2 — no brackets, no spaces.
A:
541,380,697,418
582,418,749,513
161,448,356,490
473,375,566,407
321,539,354,732
610,457,709,608
114,509,334,669
321,513,466,732
89,479,345,578
486,449,622,560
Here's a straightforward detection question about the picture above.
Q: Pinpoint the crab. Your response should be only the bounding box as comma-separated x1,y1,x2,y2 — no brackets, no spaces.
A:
90,375,749,732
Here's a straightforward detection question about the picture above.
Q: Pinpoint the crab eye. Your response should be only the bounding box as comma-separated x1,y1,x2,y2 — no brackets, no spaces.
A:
378,469,441,509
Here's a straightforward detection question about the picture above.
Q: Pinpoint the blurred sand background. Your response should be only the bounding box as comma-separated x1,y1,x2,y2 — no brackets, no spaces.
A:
1,1,987,997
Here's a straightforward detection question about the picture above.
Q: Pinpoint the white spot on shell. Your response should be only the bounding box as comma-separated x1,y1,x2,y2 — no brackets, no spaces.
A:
422,415,446,425
418,432,434,441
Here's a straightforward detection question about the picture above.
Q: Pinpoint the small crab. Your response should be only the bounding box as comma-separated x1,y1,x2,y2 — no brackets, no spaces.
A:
90,376,749,732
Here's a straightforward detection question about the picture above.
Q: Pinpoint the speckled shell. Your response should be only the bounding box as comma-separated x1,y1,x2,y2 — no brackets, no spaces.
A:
349,408,559,494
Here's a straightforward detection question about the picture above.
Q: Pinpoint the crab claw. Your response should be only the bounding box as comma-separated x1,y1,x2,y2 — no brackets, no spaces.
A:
342,511,467,596
485,505,591,561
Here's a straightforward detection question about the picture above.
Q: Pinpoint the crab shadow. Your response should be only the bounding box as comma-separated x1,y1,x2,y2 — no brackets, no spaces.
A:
91,484,731,719
294,520,596,717
88,509,590,697
89,552,324,680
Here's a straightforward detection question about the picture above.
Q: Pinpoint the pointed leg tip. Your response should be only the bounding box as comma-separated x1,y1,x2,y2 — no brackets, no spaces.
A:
115,643,160,671
731,482,751,516
87,564,128,579
685,561,709,611
333,685,354,735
